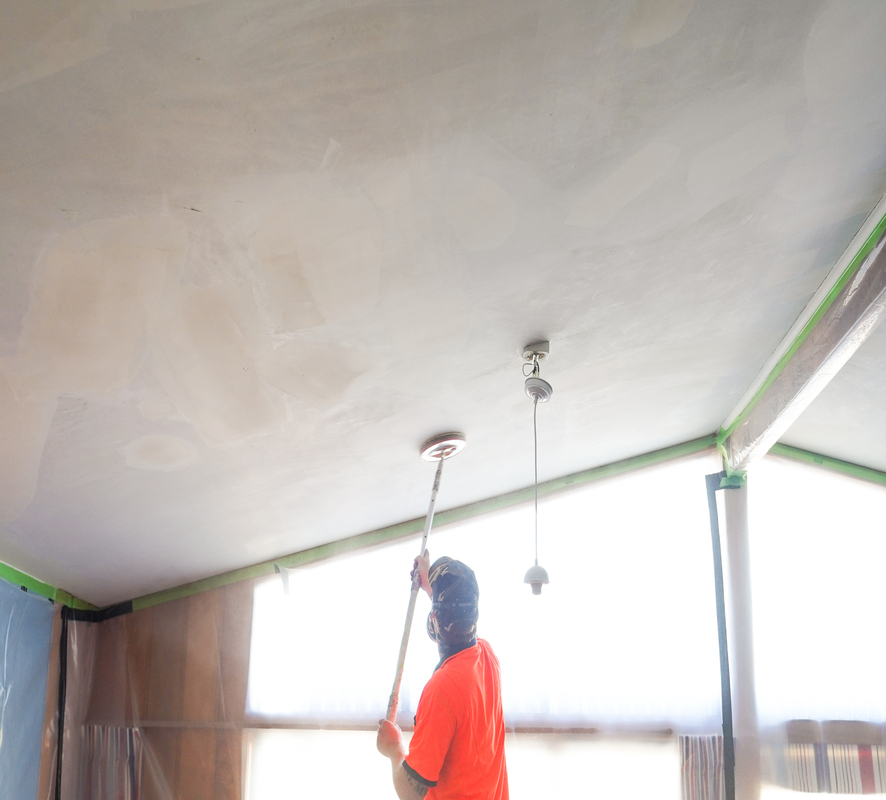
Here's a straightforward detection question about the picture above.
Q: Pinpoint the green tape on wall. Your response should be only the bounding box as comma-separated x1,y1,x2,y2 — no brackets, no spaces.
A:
0,561,96,610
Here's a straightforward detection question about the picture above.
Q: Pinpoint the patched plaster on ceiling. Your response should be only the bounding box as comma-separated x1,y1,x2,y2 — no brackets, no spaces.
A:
124,434,201,472
0,0,884,605
621,0,697,48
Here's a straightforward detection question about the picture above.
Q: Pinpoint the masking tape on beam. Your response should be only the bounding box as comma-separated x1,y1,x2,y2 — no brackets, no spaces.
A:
721,209,886,443
727,230,886,471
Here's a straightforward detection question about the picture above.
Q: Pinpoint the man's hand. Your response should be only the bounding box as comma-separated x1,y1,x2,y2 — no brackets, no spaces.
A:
377,719,407,762
378,719,430,800
412,550,432,597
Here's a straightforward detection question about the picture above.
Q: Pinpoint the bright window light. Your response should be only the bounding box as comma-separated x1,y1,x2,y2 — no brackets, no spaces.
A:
247,537,440,721
749,456,886,724
247,451,722,730
244,729,680,800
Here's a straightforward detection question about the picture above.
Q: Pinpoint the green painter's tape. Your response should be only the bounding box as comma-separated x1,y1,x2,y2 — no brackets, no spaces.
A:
719,472,747,489
0,561,97,609
769,444,886,487
130,435,717,612
715,442,747,488
722,212,886,442
59,592,99,611
0,562,57,599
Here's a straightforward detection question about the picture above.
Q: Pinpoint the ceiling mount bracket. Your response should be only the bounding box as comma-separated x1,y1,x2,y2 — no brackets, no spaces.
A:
522,340,550,363
523,340,553,402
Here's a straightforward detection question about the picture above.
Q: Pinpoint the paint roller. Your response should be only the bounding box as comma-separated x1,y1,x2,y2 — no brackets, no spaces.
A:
385,432,466,723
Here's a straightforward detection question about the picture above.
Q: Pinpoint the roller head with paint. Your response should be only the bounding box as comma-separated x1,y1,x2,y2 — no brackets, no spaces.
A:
426,557,479,647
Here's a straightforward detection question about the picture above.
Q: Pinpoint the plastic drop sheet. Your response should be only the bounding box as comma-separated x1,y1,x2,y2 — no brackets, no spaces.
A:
51,580,255,800
749,457,886,796
0,577,55,800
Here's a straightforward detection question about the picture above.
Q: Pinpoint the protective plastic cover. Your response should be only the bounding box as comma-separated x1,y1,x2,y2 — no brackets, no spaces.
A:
43,580,254,800
749,458,886,795
0,577,55,800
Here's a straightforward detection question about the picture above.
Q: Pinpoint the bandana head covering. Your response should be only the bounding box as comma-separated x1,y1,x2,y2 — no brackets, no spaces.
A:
425,557,479,646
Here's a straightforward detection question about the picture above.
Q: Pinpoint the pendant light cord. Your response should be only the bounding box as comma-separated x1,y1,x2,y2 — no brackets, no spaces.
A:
533,395,539,565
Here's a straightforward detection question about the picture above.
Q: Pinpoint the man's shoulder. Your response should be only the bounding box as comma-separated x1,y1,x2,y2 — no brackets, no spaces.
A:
477,638,501,664
431,642,482,685
435,639,501,682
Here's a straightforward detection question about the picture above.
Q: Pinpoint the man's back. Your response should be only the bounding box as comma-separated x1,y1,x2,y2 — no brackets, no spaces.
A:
405,639,509,800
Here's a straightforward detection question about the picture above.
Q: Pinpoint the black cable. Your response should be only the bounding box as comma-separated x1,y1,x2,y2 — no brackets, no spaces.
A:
54,606,70,800
706,471,736,800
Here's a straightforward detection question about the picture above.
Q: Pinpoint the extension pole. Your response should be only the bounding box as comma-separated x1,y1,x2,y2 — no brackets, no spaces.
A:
386,454,446,723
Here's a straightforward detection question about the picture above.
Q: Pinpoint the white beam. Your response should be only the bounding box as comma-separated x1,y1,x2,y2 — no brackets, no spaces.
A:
725,228,886,471
721,194,886,433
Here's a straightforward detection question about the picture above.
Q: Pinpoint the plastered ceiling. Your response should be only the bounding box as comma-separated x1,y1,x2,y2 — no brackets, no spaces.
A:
1,0,885,606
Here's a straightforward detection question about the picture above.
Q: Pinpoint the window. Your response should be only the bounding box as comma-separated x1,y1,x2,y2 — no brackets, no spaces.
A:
244,729,680,800
749,457,886,725
247,451,722,730
245,451,722,800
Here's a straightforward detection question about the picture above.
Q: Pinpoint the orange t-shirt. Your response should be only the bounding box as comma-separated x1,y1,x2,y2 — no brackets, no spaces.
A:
404,639,508,800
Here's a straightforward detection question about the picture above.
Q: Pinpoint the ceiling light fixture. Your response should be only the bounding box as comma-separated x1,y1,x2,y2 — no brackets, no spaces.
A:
522,341,552,595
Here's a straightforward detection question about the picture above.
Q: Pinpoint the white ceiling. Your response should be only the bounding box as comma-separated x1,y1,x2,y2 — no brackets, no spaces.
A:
2,0,885,607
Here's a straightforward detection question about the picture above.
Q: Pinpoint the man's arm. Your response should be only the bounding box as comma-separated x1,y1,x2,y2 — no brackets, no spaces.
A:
377,720,432,800
392,762,430,800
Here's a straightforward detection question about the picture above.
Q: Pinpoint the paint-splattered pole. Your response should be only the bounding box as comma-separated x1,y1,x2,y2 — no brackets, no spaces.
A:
385,453,444,723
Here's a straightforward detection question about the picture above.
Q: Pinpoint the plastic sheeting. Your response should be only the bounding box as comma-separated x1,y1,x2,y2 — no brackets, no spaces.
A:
749,457,886,797
0,577,55,800
49,582,254,800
